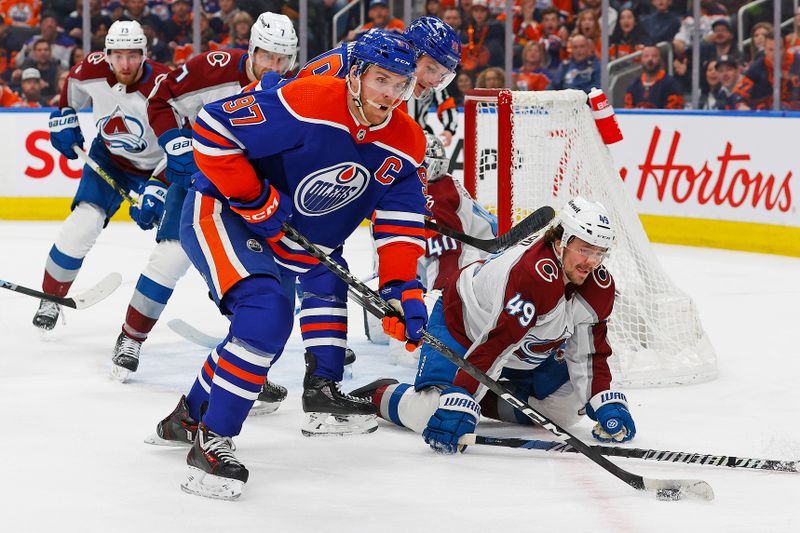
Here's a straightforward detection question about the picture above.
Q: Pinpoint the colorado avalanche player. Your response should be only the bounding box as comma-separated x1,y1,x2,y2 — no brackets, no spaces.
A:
150,31,429,499
365,133,497,365
353,197,637,454
110,13,297,409
296,17,461,144
33,21,171,331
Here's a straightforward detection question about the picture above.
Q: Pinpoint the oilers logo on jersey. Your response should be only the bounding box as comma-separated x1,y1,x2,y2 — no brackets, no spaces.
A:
98,106,148,153
295,163,370,216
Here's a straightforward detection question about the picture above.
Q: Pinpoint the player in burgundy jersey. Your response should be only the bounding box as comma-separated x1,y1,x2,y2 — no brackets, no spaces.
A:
352,197,638,454
364,133,497,366
33,21,171,332
109,13,298,393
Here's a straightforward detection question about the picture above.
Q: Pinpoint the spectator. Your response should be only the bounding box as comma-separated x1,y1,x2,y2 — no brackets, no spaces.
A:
13,38,60,98
639,0,681,46
68,44,82,67
14,12,76,69
14,66,44,106
496,0,541,57
610,8,645,60
147,0,172,22
514,40,551,90
121,0,163,34
461,0,504,74
424,0,441,18
584,0,617,33
64,0,113,52
106,0,124,21
0,75,21,106
624,45,684,108
476,65,505,88
453,70,474,106
442,6,462,33
1,0,41,27
734,34,800,110
672,0,728,58
743,21,772,63
222,10,252,49
572,9,602,57
699,58,719,109
213,0,240,39
786,7,800,53
539,6,564,74
163,0,193,44
712,54,740,110
700,18,737,65
141,19,170,63
346,0,405,41
551,34,600,92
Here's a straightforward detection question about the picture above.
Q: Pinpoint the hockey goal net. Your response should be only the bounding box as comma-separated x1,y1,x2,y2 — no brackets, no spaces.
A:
462,89,717,388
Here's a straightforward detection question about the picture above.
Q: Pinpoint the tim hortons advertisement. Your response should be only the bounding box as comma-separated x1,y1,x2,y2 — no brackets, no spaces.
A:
429,110,799,230
2,109,798,231
610,112,797,228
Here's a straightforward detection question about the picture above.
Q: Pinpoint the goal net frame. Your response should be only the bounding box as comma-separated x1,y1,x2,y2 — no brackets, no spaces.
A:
462,88,717,388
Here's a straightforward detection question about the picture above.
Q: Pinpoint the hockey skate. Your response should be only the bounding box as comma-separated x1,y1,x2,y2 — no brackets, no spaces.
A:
110,332,143,383
301,352,377,437
248,379,288,416
181,423,248,501
32,299,61,331
144,395,199,447
349,378,399,402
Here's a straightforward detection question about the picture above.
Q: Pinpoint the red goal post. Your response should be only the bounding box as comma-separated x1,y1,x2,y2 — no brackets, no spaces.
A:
461,88,718,388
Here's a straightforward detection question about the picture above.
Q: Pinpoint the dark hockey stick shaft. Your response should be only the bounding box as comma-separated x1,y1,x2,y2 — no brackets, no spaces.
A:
424,206,556,253
1,279,82,309
281,223,711,498
465,435,800,473
74,145,138,206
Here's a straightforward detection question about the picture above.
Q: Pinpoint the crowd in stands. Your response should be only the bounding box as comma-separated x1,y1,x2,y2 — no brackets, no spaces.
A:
0,0,798,109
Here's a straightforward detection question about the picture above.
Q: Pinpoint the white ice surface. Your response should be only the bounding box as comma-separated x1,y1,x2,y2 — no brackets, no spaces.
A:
2,222,799,532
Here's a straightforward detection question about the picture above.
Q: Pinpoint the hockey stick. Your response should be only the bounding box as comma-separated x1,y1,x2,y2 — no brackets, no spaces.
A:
461,434,800,473
424,206,556,253
0,272,122,309
74,146,138,206
280,222,714,501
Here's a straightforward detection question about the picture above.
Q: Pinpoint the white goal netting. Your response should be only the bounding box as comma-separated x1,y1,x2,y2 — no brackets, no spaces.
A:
465,89,717,388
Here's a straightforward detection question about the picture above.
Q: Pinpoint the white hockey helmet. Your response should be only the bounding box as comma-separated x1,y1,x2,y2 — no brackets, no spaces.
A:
105,20,148,58
248,12,298,75
558,196,615,251
424,132,448,182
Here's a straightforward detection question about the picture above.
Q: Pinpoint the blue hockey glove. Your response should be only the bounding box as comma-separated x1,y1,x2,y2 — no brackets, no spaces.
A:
422,386,480,454
158,128,198,189
229,184,291,242
129,178,167,230
48,107,84,160
586,391,636,443
380,280,428,351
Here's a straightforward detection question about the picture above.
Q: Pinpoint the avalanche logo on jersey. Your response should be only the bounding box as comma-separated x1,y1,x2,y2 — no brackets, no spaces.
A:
516,334,569,366
294,163,370,216
97,106,148,153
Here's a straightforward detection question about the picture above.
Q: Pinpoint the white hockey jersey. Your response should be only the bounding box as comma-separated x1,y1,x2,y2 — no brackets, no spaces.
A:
421,174,497,290
61,52,171,174
441,237,616,404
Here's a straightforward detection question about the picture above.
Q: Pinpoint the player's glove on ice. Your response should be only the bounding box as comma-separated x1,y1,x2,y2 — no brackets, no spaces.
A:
380,280,428,351
229,184,291,242
586,391,636,443
423,386,480,454
130,178,167,230
48,107,84,159
158,128,198,189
